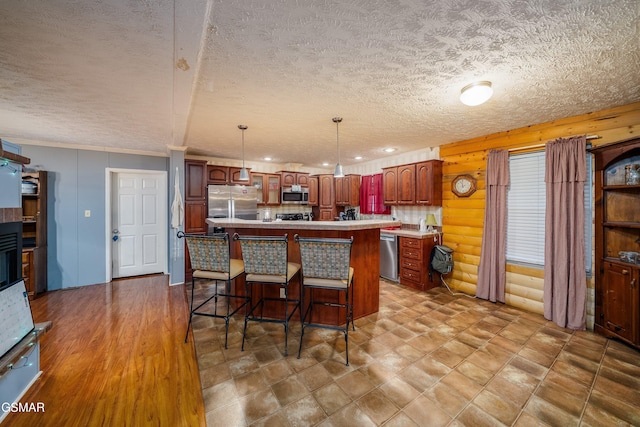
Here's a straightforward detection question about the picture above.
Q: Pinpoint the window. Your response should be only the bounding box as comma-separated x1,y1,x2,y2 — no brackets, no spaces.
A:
506,148,593,274
506,151,546,266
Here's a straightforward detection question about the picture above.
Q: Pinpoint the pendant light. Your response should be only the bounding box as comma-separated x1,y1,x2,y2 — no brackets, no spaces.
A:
332,117,344,178
238,124,249,181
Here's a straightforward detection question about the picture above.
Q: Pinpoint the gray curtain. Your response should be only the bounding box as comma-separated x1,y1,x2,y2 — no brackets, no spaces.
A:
544,136,587,329
477,150,509,303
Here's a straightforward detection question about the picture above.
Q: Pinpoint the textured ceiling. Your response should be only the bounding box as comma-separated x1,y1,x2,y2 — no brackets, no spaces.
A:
1,0,639,168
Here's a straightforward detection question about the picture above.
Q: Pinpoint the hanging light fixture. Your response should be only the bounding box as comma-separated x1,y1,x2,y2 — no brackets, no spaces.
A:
332,117,344,178
460,81,493,106
238,124,249,181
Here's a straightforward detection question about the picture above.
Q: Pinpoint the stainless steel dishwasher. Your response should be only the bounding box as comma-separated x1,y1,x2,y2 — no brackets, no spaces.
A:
380,232,399,282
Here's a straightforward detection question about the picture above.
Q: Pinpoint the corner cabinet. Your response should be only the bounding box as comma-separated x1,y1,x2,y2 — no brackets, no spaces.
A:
591,138,640,348
22,171,47,299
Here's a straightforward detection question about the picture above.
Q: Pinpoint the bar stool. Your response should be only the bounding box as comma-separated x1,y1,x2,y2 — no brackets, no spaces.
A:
295,235,354,365
233,233,300,356
182,232,248,349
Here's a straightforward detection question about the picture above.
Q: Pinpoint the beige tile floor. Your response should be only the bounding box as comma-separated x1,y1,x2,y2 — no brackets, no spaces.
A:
189,279,640,426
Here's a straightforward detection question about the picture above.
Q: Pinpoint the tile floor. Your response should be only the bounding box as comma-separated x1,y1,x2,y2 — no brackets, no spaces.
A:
189,279,640,426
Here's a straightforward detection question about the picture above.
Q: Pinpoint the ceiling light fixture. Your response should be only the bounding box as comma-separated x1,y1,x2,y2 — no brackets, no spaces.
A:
264,157,272,161
332,117,344,178
384,148,396,153
460,81,493,106
354,156,363,160
238,124,249,181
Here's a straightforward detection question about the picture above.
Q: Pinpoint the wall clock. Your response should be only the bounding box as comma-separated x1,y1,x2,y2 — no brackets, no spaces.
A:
452,174,477,197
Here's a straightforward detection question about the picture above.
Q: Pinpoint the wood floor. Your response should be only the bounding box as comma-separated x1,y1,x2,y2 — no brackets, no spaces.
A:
3,275,206,427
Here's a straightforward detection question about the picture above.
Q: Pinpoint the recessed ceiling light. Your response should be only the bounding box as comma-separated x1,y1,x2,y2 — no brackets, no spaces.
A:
322,162,330,166
384,148,396,153
263,157,272,161
354,156,363,160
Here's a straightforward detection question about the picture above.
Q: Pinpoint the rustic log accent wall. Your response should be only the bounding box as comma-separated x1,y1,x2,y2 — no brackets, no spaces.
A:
439,102,640,329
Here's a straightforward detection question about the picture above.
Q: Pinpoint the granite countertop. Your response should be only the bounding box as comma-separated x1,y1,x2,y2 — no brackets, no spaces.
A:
381,228,442,239
207,218,400,231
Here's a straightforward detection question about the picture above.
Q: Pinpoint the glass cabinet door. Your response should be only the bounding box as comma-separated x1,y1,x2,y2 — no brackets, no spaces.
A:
267,175,280,205
251,174,264,204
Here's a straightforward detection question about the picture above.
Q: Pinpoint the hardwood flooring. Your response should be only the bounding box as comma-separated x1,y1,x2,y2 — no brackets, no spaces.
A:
3,275,206,427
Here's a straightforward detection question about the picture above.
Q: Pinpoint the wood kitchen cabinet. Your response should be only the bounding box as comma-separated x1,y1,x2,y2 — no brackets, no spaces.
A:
185,159,208,232
21,171,47,299
335,174,361,206
251,173,281,205
185,159,208,282
208,165,251,185
383,164,415,204
280,171,309,187
397,164,416,204
308,176,318,206
383,160,442,206
383,167,397,205
399,235,440,291
415,160,443,206
591,137,640,348
313,174,339,221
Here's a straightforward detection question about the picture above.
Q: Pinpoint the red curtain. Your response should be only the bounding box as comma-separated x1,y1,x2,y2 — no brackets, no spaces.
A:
360,174,390,215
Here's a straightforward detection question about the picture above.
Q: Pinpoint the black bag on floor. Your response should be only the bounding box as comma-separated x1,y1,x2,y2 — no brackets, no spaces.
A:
429,245,454,281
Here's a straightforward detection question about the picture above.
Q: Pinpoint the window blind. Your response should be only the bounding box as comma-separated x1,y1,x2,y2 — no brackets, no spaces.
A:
506,151,546,266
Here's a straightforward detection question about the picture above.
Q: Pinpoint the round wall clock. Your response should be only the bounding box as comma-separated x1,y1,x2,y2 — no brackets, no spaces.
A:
452,174,477,197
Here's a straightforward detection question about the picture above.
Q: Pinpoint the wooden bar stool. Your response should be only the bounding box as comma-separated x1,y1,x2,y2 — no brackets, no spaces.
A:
182,232,248,349
233,233,301,356
295,235,354,365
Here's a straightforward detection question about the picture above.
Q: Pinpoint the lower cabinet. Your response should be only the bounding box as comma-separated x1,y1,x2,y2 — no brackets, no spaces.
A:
399,236,439,291
596,261,639,345
22,247,46,299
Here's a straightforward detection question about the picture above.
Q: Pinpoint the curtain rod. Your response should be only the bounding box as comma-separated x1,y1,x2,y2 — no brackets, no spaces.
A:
507,134,600,152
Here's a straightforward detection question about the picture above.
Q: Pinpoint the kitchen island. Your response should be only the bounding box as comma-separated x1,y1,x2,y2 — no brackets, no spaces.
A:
206,218,399,324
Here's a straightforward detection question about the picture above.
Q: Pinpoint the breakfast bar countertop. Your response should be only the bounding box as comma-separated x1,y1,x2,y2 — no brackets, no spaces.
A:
207,218,400,231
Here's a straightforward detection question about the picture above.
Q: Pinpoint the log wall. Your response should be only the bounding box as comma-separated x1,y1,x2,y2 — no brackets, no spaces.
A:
439,102,640,329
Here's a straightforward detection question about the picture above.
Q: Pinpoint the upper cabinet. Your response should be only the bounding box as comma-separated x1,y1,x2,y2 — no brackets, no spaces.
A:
415,160,443,206
184,160,208,234
308,176,319,206
313,174,339,221
592,138,640,349
251,173,281,205
186,160,207,201
280,171,309,187
383,160,443,206
383,167,397,205
207,165,251,185
335,174,361,206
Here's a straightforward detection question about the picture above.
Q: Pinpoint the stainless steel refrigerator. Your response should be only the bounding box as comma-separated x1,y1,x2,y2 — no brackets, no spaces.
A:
208,185,258,220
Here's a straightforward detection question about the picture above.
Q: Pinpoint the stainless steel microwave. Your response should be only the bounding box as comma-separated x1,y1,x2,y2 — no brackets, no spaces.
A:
281,185,309,204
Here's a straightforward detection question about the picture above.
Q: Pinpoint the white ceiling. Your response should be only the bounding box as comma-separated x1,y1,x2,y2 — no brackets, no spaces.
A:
1,0,639,168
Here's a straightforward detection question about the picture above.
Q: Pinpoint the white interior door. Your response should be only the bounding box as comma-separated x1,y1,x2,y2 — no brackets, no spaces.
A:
111,171,167,279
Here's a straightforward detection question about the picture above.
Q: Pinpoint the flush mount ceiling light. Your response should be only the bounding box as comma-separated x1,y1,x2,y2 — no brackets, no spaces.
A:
460,81,493,106
354,156,363,160
332,117,344,178
263,157,272,161
238,125,249,181
384,148,396,153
